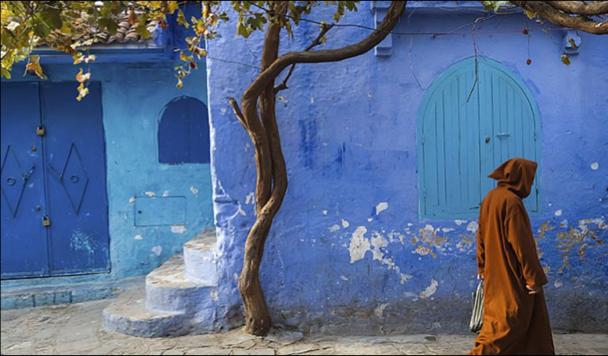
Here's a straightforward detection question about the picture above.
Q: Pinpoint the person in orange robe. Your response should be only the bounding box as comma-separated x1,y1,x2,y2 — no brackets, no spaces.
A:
470,158,555,355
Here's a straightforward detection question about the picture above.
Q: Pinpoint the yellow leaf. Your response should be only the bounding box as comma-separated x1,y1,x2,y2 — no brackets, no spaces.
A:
560,54,571,65
76,82,89,101
176,78,183,89
524,9,536,19
73,53,84,64
167,1,178,14
76,68,91,83
179,51,192,63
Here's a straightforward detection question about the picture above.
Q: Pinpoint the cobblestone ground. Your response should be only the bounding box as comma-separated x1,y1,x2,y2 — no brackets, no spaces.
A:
2,299,607,355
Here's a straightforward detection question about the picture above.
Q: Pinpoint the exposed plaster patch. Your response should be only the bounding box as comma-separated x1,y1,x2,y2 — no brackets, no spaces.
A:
367,218,373,222
245,192,255,205
347,226,411,283
171,225,187,234
590,162,599,170
128,196,135,204
420,279,439,299
151,245,162,256
329,224,341,232
441,227,455,233
144,191,156,197
554,280,563,288
348,226,370,263
190,186,199,196
467,221,479,233
374,303,389,318
210,290,219,302
134,234,143,240
162,190,170,197
454,219,467,226
341,219,350,228
555,217,607,272
414,245,433,256
554,209,563,217
340,275,349,281
375,202,389,215
456,234,475,252
322,210,328,216
370,231,389,260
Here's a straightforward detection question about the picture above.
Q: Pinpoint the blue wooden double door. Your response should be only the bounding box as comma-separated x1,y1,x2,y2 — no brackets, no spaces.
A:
419,57,540,219
1,81,109,279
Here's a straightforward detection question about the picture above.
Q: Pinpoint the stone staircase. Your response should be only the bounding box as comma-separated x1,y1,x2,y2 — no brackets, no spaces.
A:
103,232,220,337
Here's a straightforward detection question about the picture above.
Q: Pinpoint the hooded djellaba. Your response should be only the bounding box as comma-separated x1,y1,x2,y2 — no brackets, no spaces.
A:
470,158,555,355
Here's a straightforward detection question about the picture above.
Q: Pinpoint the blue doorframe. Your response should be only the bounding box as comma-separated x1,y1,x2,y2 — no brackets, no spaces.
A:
1,81,110,279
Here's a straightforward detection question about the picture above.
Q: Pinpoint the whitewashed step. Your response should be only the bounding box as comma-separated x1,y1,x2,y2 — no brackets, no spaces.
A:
183,232,218,285
145,255,216,314
102,288,188,337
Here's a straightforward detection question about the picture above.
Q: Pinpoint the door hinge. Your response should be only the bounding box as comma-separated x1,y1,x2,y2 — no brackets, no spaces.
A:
42,215,51,227
36,125,46,137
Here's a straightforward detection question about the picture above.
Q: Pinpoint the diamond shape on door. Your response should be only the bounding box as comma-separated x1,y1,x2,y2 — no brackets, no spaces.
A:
49,143,89,214
1,146,27,217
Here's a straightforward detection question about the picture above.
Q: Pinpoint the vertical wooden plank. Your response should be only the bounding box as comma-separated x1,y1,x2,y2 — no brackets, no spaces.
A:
436,91,447,214
444,77,460,210
424,97,439,215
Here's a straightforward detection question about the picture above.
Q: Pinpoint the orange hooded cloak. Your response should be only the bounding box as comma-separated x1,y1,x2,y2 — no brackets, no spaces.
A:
470,158,555,355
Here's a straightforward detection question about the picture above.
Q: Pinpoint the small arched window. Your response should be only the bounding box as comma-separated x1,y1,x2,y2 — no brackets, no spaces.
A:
158,96,210,164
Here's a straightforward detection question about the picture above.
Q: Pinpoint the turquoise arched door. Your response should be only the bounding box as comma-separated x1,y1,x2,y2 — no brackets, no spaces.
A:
418,57,540,219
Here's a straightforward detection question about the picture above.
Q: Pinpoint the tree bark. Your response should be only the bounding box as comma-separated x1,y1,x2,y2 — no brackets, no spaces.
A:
511,1,608,34
233,0,406,336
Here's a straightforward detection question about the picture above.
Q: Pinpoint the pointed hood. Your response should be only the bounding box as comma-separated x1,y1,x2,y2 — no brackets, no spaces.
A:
489,158,537,198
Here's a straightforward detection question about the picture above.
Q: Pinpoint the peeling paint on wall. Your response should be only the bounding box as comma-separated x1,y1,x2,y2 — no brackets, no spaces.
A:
170,225,187,234
348,226,370,263
151,246,163,256
190,186,199,196
420,279,439,299
329,224,341,233
375,202,389,215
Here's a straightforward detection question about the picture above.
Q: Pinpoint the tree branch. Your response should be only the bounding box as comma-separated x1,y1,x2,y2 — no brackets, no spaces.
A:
274,23,335,93
228,97,248,130
511,1,608,34
547,1,608,16
244,0,407,101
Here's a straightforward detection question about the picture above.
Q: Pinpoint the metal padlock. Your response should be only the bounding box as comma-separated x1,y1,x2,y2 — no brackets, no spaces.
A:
42,215,51,227
36,125,45,136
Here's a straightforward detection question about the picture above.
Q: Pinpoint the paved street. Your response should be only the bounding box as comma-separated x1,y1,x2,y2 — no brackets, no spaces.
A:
1,299,607,355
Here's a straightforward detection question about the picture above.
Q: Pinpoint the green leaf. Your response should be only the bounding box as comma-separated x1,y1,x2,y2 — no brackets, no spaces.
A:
40,8,62,29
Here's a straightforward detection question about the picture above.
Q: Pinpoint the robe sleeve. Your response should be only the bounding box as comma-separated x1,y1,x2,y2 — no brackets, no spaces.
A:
506,200,547,289
476,214,485,278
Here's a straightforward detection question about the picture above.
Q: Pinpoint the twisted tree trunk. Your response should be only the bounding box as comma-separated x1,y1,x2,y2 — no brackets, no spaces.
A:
230,0,407,336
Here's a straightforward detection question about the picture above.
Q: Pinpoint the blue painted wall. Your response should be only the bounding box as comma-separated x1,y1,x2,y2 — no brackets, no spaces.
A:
2,60,213,296
207,3,608,332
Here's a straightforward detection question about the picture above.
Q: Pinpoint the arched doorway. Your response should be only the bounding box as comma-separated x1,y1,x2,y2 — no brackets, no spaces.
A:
417,56,540,219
